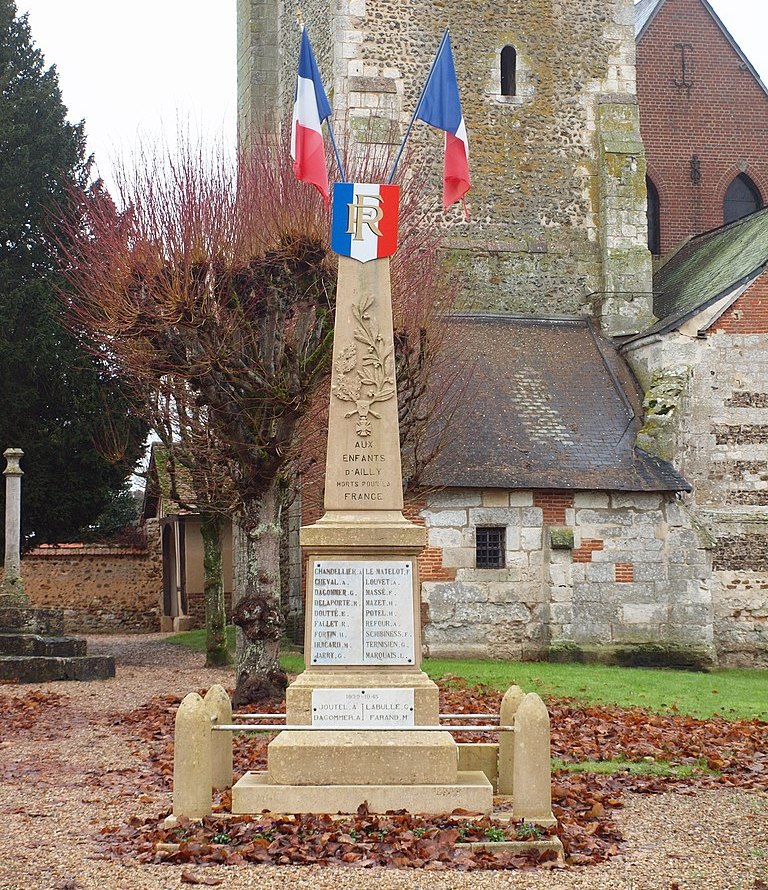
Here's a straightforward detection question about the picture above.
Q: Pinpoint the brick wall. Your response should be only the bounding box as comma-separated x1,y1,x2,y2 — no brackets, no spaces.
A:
19,529,162,633
636,0,768,253
710,274,768,335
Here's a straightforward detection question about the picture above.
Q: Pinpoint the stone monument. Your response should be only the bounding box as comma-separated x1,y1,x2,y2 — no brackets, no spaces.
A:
0,447,115,682
232,185,493,815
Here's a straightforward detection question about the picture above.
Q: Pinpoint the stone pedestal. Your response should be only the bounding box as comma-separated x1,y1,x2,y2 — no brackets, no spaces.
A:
231,248,492,815
0,449,114,683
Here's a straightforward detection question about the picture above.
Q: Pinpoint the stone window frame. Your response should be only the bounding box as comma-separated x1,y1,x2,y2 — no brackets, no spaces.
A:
487,44,531,106
475,526,506,569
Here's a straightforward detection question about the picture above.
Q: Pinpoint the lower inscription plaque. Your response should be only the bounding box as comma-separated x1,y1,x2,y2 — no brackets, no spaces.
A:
311,688,415,727
311,560,415,665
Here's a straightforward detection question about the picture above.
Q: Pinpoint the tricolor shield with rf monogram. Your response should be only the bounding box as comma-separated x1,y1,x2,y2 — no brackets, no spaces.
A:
331,182,400,262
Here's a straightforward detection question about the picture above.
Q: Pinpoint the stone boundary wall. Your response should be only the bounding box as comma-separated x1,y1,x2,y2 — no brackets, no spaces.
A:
19,530,162,634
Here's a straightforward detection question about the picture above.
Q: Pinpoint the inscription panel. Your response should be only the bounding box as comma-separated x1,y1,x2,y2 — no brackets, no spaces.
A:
311,688,415,727
311,560,415,666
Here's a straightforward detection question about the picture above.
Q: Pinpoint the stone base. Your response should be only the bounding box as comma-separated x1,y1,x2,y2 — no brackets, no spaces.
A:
0,654,115,683
457,742,499,792
267,730,458,786
286,669,440,725
0,607,115,683
0,633,86,658
0,607,64,636
232,770,493,816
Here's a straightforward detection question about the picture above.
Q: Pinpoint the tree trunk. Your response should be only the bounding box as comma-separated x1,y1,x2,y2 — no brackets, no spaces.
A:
199,513,230,667
231,476,287,706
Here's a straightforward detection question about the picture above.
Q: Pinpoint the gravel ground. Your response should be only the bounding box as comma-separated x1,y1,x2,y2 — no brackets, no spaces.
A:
0,634,766,890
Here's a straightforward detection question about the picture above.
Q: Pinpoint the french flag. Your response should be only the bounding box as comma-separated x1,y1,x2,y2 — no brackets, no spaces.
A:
415,32,471,210
291,28,332,206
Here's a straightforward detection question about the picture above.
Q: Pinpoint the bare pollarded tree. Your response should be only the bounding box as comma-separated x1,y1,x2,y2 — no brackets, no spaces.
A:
57,134,464,704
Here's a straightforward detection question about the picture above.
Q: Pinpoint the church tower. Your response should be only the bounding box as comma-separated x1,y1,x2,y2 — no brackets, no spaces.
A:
238,0,654,336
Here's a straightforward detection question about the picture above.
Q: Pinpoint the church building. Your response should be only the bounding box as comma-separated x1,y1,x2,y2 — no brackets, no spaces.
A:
227,0,768,667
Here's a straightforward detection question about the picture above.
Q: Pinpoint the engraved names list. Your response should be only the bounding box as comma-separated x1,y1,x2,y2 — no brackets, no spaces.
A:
311,560,415,665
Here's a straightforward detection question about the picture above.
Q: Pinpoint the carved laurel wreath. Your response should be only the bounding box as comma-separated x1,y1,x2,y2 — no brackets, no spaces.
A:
332,295,395,438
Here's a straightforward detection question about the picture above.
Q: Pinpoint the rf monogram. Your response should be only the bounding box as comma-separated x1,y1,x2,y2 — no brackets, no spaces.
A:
347,194,384,240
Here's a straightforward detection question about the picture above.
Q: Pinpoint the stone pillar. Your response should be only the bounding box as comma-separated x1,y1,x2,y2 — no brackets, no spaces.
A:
204,685,233,791
2,448,26,603
497,684,524,795
173,693,212,819
512,693,556,826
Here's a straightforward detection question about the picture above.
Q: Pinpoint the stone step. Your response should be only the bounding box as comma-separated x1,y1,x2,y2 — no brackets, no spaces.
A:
0,607,64,636
0,634,87,658
232,770,493,816
0,654,115,683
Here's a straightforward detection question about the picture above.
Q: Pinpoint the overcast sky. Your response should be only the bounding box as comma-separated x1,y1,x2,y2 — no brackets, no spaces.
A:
18,0,768,192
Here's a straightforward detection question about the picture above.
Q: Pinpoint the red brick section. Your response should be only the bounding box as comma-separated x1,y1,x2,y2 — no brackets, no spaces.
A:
636,0,768,254
404,497,457,582
710,274,768,334
572,539,604,563
615,563,635,583
533,490,574,525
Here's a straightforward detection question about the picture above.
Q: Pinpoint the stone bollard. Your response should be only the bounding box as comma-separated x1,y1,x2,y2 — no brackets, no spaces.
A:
173,692,212,819
512,692,556,826
497,684,524,795
204,684,233,790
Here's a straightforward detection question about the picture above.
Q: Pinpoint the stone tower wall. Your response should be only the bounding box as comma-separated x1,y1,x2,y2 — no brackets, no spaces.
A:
237,0,653,333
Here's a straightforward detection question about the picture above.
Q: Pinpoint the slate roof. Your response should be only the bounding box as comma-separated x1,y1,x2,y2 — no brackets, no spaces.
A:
634,0,663,38
636,207,768,338
422,314,690,493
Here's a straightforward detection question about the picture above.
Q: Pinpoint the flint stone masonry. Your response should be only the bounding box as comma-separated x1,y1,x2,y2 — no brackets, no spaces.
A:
238,0,653,334
18,528,162,634
420,489,714,664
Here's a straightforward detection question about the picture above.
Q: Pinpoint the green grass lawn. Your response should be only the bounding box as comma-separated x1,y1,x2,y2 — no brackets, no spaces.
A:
166,628,768,721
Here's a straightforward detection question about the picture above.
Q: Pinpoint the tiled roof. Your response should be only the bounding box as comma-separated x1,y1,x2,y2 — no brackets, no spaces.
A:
422,314,689,493
634,0,664,38
642,208,768,336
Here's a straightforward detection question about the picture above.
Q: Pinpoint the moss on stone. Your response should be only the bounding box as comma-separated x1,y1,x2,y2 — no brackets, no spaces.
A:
548,641,715,672
549,526,574,549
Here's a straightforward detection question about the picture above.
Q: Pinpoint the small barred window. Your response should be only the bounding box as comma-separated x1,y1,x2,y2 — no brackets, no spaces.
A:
476,527,505,568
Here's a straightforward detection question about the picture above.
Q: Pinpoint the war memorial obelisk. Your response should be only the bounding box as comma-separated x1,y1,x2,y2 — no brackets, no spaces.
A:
232,184,493,814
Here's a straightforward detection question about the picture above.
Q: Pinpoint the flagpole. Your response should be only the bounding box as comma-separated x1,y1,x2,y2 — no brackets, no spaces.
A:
326,123,347,182
387,28,449,184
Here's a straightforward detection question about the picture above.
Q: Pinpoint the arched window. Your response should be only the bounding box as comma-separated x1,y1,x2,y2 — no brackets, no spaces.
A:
501,45,517,97
647,177,661,256
723,173,762,225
